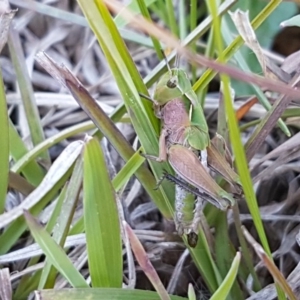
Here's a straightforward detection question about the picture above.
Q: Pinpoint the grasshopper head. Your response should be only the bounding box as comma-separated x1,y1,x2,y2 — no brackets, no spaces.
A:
153,69,192,105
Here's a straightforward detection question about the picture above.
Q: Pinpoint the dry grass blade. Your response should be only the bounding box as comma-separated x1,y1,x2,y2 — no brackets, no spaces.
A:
105,0,300,100
0,268,12,300
235,96,258,121
245,72,300,161
0,141,83,229
242,226,297,300
0,8,15,52
124,221,171,300
252,147,300,184
250,131,300,173
246,263,300,300
167,249,189,294
8,170,35,196
229,10,267,77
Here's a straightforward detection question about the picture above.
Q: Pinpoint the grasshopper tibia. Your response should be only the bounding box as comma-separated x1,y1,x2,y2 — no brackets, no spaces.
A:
154,171,169,190
157,171,205,198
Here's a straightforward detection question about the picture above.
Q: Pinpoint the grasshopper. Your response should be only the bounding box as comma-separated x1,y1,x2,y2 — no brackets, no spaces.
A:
142,55,242,247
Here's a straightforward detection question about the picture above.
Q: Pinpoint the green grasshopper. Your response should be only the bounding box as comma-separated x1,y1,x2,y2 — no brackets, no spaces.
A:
142,55,242,247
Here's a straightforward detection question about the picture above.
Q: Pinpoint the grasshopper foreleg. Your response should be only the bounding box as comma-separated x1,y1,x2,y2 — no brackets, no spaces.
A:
200,149,209,172
141,128,169,162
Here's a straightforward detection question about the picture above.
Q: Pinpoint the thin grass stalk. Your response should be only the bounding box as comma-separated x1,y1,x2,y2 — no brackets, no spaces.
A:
190,0,197,83
165,0,179,37
206,0,285,298
178,0,187,40
136,0,163,60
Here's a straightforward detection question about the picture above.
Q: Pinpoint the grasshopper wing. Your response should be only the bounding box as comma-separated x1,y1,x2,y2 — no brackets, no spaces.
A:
207,142,243,195
168,144,235,210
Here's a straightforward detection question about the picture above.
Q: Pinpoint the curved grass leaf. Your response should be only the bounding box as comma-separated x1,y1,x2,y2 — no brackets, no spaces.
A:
24,210,88,288
210,252,241,300
39,157,84,289
13,185,68,298
0,142,82,254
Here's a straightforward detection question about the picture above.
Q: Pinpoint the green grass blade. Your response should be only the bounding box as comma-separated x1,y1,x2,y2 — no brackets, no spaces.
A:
193,0,283,92
165,0,179,37
205,0,278,297
83,137,122,287
113,147,145,191
206,0,274,256
178,0,187,40
190,0,197,83
36,288,187,300
188,230,221,292
11,121,94,174
114,0,157,28
8,28,50,163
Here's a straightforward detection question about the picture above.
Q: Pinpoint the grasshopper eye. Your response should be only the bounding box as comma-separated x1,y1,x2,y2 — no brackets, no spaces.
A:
167,77,177,88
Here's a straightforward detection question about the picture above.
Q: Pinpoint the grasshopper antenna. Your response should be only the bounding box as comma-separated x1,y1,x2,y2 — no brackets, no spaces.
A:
160,49,172,73
161,49,178,88
174,52,180,69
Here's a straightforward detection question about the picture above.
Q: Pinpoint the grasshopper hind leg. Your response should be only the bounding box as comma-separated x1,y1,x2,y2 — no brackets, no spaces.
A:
159,173,202,247
156,172,206,248
175,184,198,247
